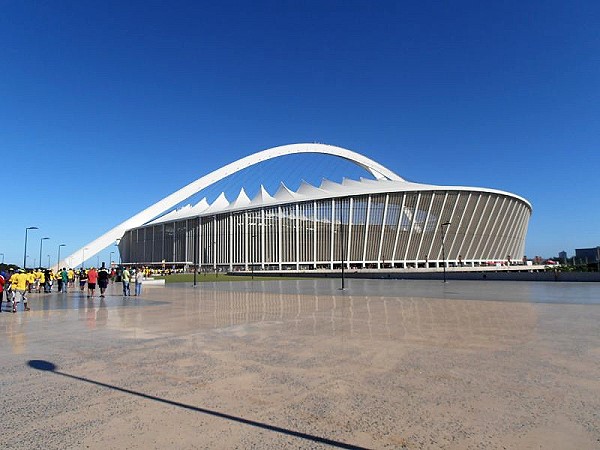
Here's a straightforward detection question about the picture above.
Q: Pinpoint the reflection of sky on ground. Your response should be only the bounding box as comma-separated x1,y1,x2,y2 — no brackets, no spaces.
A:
157,288,540,349
187,279,600,305
25,295,167,311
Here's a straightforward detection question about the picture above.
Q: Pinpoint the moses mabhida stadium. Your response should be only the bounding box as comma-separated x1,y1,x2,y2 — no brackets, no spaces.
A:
61,143,531,272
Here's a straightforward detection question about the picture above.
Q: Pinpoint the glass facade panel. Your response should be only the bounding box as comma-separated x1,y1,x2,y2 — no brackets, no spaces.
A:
365,195,385,262
349,197,367,262
174,220,187,262
380,193,403,262
153,225,164,263
164,223,174,262
298,202,314,263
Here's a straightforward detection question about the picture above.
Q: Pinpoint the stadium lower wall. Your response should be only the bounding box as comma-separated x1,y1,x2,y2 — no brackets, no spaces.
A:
119,190,531,270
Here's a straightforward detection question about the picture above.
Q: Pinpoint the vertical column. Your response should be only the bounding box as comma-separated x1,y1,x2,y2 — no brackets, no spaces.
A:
244,211,248,271
452,193,479,263
261,209,265,270
347,197,353,269
313,201,317,269
362,195,372,268
330,199,335,270
391,194,406,267
377,194,390,269
295,204,300,270
213,216,217,270
463,195,491,263
415,194,434,266
278,206,282,270
229,214,233,271
426,192,449,264
403,193,421,263
445,192,467,262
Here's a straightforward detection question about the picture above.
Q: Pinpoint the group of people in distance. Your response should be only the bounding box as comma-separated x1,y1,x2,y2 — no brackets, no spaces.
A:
0,263,146,313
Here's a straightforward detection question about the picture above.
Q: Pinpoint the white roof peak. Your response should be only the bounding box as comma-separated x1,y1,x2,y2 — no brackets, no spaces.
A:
204,192,230,214
296,180,328,197
229,188,251,209
319,178,346,192
251,185,275,205
274,182,301,201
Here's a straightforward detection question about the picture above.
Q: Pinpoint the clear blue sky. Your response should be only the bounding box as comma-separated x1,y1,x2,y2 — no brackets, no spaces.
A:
1,0,599,266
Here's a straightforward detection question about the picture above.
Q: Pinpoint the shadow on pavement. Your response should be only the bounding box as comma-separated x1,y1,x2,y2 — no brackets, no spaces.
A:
27,359,368,450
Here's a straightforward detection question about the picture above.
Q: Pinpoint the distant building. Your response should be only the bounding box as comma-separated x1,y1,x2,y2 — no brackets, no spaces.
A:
575,246,600,263
558,251,567,261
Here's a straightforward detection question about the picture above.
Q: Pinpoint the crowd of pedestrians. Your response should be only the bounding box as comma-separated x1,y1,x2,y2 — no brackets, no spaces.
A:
0,264,148,313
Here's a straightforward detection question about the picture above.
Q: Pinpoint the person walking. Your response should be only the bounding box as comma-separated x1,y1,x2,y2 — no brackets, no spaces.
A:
98,263,109,298
134,268,143,296
78,267,87,292
4,270,15,309
11,269,30,312
57,269,64,293
43,268,51,292
0,271,5,312
68,268,75,288
87,266,98,298
121,266,131,296
60,268,69,293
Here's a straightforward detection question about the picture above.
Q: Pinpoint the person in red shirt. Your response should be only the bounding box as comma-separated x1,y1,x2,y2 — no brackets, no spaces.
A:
87,267,98,298
0,272,5,312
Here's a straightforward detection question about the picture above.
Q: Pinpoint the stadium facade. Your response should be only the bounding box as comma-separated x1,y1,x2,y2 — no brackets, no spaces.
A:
112,144,532,271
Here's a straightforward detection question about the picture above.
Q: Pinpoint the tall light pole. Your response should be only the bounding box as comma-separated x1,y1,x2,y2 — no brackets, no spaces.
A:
441,221,451,283
39,237,50,269
24,226,38,269
57,244,66,269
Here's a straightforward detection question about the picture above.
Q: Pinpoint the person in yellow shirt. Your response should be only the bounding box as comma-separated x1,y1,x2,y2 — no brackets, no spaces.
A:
38,270,46,293
68,268,75,288
11,270,30,312
27,270,35,293
34,269,43,292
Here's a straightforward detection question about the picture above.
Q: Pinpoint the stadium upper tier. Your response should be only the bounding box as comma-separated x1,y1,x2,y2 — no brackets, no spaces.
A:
145,177,531,225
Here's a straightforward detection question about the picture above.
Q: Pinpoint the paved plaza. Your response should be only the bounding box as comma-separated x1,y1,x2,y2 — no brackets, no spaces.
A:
1,279,599,449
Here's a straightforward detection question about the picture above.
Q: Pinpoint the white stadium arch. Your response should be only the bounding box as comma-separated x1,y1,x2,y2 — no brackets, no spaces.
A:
59,143,403,269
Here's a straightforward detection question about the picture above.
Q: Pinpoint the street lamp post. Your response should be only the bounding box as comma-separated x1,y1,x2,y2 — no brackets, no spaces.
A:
441,221,451,283
24,226,38,269
57,244,66,269
39,237,50,269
